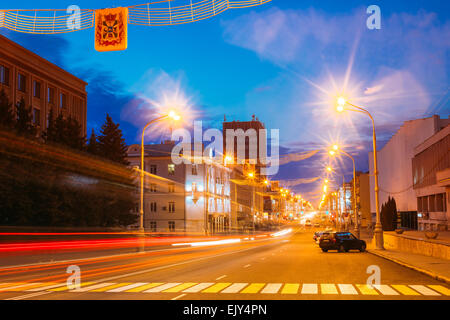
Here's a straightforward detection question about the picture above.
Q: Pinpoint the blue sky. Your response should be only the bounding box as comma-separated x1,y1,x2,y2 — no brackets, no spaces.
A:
1,0,449,203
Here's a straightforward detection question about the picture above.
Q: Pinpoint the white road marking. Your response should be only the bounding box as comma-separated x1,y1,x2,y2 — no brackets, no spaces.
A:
373,285,399,295
72,282,116,292
182,283,215,293
171,293,186,300
338,284,358,295
5,291,52,300
107,282,149,292
409,285,440,296
26,283,66,292
144,283,181,293
215,275,227,281
261,283,282,294
221,283,248,293
301,284,318,294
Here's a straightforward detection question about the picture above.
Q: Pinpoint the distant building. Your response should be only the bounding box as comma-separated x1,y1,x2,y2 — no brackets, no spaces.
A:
369,115,450,229
126,141,232,233
0,34,87,135
412,124,450,231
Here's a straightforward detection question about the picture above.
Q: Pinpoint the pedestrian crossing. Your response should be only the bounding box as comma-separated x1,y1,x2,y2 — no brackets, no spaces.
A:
0,281,449,296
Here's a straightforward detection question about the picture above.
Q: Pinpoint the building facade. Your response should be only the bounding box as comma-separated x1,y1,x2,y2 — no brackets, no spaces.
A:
412,124,450,231
369,115,450,229
350,171,372,227
126,141,232,233
0,34,87,135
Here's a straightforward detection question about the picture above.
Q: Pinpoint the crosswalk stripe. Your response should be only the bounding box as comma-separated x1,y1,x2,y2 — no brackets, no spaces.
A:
125,283,164,293
427,285,450,296
321,284,338,294
90,283,131,292
301,283,318,294
221,283,248,293
183,283,214,293
202,283,232,293
338,284,358,295
261,283,282,294
373,285,399,295
163,283,198,293
356,284,379,295
49,282,96,292
409,285,440,296
108,283,149,293
72,283,116,292
144,283,181,293
241,283,265,294
391,285,420,296
0,283,40,292
26,283,65,292
281,283,299,294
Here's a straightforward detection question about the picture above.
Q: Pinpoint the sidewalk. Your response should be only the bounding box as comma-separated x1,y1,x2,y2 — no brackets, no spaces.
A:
360,229,450,284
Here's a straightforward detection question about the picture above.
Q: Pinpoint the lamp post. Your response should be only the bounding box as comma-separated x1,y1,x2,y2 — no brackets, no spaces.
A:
337,97,383,249
329,146,359,238
139,111,180,233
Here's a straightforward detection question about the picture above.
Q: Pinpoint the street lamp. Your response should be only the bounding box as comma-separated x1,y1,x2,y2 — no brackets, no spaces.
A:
336,97,383,249
139,111,180,233
328,145,360,238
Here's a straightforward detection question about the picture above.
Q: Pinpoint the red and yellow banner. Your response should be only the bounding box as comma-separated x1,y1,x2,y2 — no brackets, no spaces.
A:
94,7,128,52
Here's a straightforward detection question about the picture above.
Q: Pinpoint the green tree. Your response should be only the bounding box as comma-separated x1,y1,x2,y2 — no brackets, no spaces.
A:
381,196,397,231
87,129,99,155
0,89,15,129
43,111,85,151
15,97,36,136
97,114,129,165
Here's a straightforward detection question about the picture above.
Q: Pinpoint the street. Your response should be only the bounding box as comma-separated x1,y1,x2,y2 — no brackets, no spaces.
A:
0,228,448,300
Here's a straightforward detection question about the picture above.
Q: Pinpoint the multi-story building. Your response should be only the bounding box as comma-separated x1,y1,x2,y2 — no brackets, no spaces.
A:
412,123,450,231
126,141,232,233
350,171,372,227
369,115,450,229
0,34,87,135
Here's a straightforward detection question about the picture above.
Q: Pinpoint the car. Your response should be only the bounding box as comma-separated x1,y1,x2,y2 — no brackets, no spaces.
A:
319,231,366,252
314,223,320,227
305,220,312,227
313,229,333,242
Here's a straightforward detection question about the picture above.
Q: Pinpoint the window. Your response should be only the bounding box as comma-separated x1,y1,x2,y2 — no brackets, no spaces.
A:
32,108,40,126
168,202,175,213
149,184,157,192
191,164,198,175
0,65,9,85
150,202,157,212
150,221,157,232
33,81,41,98
168,182,175,193
47,87,55,103
149,164,157,174
60,93,67,108
18,73,26,92
168,164,175,175
168,221,175,232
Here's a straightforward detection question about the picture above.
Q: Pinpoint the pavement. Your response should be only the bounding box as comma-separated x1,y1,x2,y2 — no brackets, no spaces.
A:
0,227,449,300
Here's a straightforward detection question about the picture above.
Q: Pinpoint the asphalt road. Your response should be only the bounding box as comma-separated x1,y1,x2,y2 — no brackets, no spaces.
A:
0,227,449,300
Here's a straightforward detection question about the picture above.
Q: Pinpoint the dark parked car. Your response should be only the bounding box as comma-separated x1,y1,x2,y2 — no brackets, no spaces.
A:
319,232,366,252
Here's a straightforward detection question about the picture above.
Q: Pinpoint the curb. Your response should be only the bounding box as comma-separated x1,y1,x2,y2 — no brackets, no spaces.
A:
367,249,450,285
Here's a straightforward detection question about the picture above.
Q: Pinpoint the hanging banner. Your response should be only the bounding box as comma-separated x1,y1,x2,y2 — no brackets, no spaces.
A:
94,7,128,52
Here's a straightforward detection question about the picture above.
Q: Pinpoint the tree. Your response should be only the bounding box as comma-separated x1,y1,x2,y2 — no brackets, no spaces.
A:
43,110,85,151
381,196,397,231
97,114,129,165
15,97,36,136
0,89,15,129
87,129,99,155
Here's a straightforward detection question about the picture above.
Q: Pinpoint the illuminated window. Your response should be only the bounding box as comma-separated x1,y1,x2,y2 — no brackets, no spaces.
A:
149,184,157,192
168,221,175,231
168,164,175,175
168,202,175,213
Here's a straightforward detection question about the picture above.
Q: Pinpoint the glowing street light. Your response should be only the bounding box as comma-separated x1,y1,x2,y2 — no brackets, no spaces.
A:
139,110,181,233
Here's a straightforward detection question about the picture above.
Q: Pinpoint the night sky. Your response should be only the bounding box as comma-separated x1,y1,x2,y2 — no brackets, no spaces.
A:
1,0,449,204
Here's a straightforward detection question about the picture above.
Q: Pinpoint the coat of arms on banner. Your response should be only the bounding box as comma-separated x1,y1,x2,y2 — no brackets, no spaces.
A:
94,7,128,52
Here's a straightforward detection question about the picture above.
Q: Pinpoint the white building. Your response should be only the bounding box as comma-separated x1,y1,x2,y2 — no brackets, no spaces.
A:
126,141,232,234
369,115,450,229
